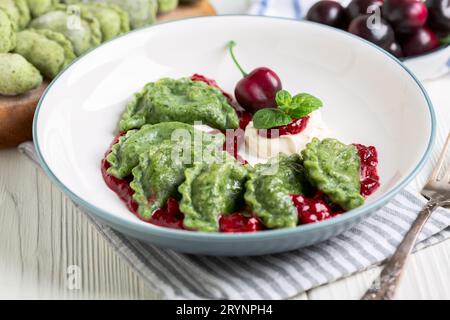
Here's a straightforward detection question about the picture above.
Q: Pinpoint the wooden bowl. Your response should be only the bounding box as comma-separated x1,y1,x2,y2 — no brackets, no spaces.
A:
0,0,215,149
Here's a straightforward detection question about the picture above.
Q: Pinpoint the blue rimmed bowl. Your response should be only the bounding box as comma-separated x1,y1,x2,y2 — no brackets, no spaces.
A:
403,43,450,81
33,16,435,256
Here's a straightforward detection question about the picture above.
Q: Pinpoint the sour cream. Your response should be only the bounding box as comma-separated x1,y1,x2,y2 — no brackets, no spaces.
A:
243,111,331,161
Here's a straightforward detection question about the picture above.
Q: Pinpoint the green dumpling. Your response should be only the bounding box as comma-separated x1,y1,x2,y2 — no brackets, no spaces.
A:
119,78,239,132
0,9,16,52
82,3,129,41
157,0,178,13
99,0,157,29
245,154,306,229
29,5,101,55
106,121,225,179
14,28,76,79
0,0,20,30
302,138,364,211
13,0,31,29
26,0,59,17
130,142,223,220
179,154,248,232
0,53,42,95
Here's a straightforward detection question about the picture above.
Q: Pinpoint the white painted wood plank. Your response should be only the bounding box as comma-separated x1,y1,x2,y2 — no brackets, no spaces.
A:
0,149,158,299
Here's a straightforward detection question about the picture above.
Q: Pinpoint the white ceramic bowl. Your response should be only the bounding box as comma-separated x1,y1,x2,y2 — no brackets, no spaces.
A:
33,16,435,256
403,44,450,81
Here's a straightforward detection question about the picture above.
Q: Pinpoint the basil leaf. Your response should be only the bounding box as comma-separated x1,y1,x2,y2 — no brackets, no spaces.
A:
275,90,292,107
286,93,323,118
253,108,292,129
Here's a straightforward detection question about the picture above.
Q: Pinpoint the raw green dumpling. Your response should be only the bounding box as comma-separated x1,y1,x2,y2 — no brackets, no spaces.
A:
302,138,364,211
0,53,42,95
29,6,101,55
26,0,59,17
82,3,129,41
13,0,31,29
91,0,157,29
106,122,224,179
14,28,76,78
0,0,20,30
130,143,223,220
119,78,239,132
179,155,248,232
0,9,16,52
157,0,178,13
245,154,306,229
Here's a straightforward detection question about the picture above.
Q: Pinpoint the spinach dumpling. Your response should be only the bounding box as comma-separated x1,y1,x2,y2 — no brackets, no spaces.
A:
80,3,130,41
0,0,30,30
130,143,223,220
157,0,178,13
119,78,239,132
27,0,59,17
0,0,20,30
80,0,157,29
29,6,102,55
179,155,248,232
106,122,224,179
0,8,16,53
0,53,43,95
302,138,364,211
15,29,76,79
245,154,306,229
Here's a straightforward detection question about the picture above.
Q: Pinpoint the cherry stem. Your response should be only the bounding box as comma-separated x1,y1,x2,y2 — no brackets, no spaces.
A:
228,41,248,77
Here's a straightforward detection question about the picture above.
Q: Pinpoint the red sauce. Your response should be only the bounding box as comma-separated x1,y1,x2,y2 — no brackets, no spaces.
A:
353,143,380,197
151,197,185,230
291,192,343,225
219,213,263,233
258,116,310,138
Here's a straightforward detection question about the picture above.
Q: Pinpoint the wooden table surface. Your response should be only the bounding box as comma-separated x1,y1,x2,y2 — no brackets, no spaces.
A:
1,0,450,300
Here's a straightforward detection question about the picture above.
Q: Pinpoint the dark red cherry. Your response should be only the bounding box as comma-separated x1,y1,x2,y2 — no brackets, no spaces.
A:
386,40,404,57
400,26,439,56
228,41,282,114
306,1,349,29
383,0,428,33
348,15,395,47
427,0,450,33
347,0,384,21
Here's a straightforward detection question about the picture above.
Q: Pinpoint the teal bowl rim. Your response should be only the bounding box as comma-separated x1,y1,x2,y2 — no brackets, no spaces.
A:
33,15,436,242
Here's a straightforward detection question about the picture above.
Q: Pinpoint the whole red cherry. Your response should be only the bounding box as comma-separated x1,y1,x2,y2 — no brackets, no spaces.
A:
348,15,395,47
228,41,282,114
400,26,439,56
383,0,429,33
306,1,349,29
386,40,404,57
347,0,384,21
427,0,450,33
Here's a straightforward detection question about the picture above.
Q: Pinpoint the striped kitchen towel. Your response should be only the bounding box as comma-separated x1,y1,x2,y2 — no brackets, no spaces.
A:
17,142,450,299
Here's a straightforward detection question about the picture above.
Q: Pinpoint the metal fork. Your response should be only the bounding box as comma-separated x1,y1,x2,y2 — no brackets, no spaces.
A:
362,133,450,300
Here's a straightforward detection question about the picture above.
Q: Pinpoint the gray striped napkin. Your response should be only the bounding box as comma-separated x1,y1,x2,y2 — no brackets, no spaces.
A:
17,142,450,299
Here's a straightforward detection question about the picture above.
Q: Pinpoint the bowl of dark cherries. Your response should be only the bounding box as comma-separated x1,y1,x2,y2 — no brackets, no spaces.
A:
306,0,450,80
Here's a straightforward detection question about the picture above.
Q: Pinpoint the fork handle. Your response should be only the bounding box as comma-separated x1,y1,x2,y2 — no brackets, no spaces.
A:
361,200,441,300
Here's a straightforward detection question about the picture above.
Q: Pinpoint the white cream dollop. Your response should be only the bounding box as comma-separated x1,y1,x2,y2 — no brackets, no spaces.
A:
243,110,331,161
